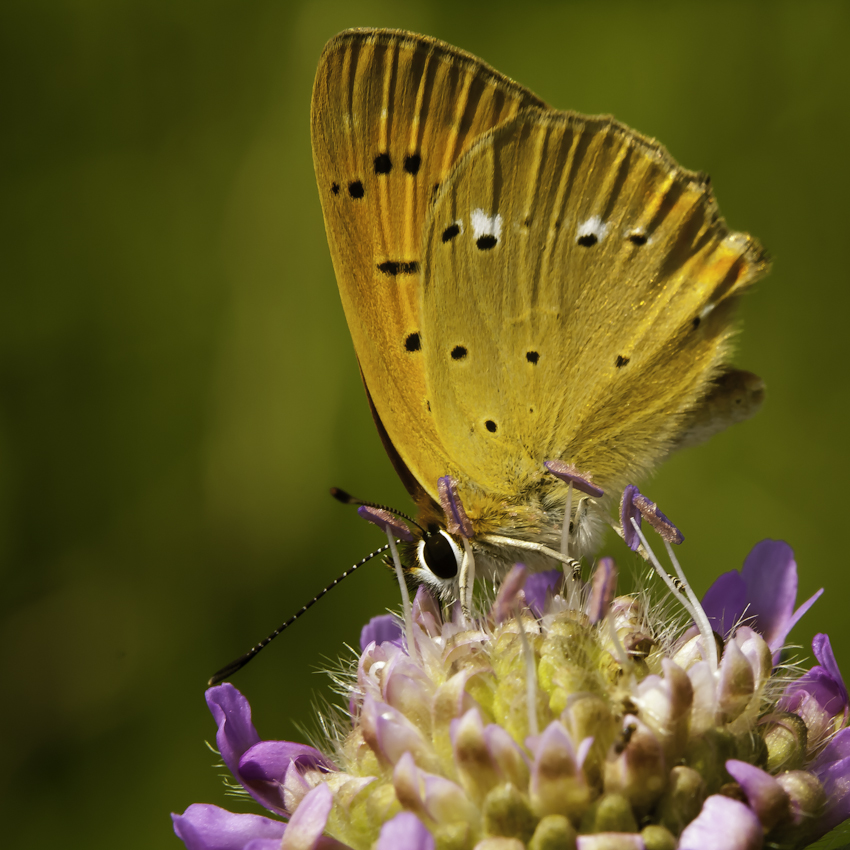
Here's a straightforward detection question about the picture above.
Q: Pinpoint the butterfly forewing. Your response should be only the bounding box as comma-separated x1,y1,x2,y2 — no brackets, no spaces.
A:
420,108,769,518
311,29,546,503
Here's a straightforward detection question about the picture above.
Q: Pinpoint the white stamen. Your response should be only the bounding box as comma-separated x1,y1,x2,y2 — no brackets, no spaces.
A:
576,215,609,242
608,615,632,671
385,529,417,662
630,518,718,673
663,539,718,672
516,612,539,737
471,209,502,242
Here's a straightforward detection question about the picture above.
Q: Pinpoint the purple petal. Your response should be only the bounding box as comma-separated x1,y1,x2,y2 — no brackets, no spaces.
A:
524,570,562,617
280,783,333,850
725,759,789,831
438,476,473,538
172,804,285,850
812,727,850,773
205,685,338,817
620,485,642,551
813,633,848,708
739,539,822,653
544,460,604,497
777,588,823,653
491,564,527,624
360,696,432,766
817,755,850,834
206,684,266,807
360,614,403,651
783,635,849,718
237,738,336,816
701,571,747,639
376,812,434,850
240,741,334,783
206,685,261,776
356,506,414,542
739,540,796,644
587,557,617,624
678,795,763,849
701,540,822,661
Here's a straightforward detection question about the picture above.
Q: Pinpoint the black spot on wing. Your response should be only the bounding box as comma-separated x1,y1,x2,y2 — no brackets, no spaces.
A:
348,180,364,199
692,316,701,329
331,182,340,195
404,154,421,175
476,235,497,251
485,420,497,433
616,355,630,368
378,261,420,276
451,345,467,361
373,153,392,174
405,333,421,352
442,224,460,243
577,233,598,248
629,233,648,246
526,351,539,364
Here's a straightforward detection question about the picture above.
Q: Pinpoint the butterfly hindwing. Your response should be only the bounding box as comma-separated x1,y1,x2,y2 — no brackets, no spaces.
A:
311,29,546,503
419,108,769,516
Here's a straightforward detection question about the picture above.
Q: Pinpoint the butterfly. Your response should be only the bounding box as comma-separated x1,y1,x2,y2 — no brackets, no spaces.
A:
311,28,769,611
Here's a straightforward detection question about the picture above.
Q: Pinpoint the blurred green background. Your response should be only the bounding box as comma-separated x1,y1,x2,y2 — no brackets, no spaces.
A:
1,1,848,846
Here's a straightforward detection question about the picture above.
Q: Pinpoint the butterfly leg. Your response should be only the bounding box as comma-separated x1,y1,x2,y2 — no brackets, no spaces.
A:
480,534,582,575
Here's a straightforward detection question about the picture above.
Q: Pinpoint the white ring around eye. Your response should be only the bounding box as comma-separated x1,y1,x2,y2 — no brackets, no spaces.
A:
416,530,462,579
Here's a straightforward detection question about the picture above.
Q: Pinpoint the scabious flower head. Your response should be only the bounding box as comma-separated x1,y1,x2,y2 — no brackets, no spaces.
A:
173,521,850,850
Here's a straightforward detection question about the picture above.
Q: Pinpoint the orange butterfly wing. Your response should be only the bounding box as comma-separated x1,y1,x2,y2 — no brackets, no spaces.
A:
311,29,546,504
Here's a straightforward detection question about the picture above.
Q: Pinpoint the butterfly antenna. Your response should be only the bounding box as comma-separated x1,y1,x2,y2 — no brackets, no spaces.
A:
207,542,391,687
330,486,425,534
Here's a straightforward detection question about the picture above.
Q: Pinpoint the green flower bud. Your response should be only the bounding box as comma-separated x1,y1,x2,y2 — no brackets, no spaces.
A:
482,782,537,842
640,824,677,850
579,793,638,833
763,712,808,773
528,815,577,850
655,765,706,834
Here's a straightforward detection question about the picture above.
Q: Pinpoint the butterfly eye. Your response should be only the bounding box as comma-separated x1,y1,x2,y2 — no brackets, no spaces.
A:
417,531,461,579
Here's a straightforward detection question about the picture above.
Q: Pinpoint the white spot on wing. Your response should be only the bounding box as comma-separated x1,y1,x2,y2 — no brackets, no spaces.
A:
471,209,502,242
577,215,609,242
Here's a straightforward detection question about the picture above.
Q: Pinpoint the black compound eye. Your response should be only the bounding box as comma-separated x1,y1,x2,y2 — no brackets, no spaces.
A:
417,530,461,579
